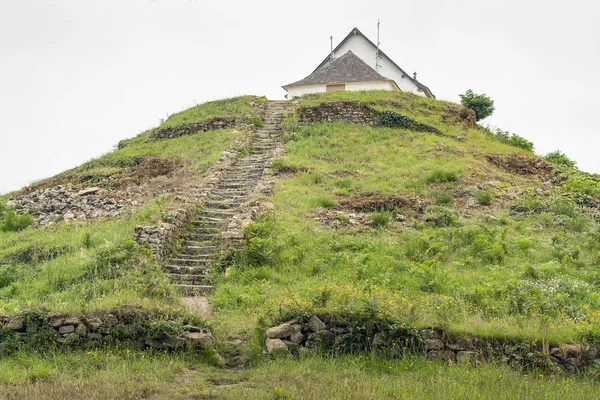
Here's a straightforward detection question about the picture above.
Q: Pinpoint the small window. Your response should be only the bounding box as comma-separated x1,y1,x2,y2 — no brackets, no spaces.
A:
326,84,345,92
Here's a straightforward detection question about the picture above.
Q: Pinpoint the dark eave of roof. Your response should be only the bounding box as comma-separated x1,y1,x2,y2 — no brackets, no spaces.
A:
313,27,435,98
283,51,397,89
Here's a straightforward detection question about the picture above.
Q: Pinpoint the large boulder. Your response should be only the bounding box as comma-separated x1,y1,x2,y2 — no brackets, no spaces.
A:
266,324,295,339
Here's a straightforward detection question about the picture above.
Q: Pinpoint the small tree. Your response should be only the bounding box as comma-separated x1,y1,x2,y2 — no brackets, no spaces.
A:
459,89,495,121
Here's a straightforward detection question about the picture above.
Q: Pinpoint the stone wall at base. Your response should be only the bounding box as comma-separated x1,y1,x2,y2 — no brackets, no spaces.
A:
0,310,213,352
265,316,599,372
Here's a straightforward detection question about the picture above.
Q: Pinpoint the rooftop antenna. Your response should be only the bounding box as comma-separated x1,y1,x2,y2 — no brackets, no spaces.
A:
375,19,382,71
330,35,334,60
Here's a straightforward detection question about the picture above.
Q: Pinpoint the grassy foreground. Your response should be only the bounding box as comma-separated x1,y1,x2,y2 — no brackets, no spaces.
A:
0,351,598,399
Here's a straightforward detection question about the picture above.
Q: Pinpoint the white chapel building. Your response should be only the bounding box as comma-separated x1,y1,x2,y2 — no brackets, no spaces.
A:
283,27,434,99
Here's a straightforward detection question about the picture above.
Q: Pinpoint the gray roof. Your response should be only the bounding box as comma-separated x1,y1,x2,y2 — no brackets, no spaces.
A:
313,28,435,98
283,51,396,89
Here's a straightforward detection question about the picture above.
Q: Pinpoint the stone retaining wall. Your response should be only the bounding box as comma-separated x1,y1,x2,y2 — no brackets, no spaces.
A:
0,310,213,352
134,208,193,261
152,117,249,140
298,101,380,125
297,101,440,134
265,316,598,372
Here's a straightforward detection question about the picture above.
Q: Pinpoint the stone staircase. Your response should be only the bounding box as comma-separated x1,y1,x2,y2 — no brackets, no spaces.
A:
164,100,287,296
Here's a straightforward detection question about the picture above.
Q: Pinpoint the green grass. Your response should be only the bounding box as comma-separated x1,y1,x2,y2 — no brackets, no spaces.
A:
0,97,253,314
160,95,267,128
0,199,181,315
0,352,598,399
473,190,493,205
211,93,600,346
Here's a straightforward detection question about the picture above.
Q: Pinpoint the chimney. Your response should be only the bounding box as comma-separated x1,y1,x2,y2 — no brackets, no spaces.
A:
413,72,418,81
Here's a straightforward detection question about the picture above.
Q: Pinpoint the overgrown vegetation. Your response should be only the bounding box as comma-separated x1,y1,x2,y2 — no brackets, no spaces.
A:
0,200,33,232
483,127,534,151
212,91,600,348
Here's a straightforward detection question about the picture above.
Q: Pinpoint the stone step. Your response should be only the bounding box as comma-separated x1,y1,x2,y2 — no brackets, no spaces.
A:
184,246,218,255
170,274,208,285
174,284,215,296
187,227,220,235
199,209,237,217
168,258,212,266
164,265,209,275
191,220,228,229
204,200,244,209
185,234,221,243
183,239,217,247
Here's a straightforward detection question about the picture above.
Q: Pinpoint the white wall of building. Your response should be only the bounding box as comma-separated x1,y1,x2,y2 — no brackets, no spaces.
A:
334,34,426,96
345,81,396,91
286,80,396,99
286,84,327,98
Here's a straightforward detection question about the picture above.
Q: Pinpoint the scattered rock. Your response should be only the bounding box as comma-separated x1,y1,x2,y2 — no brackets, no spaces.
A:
266,338,288,354
86,318,103,331
64,317,81,326
290,332,304,344
457,351,478,363
266,324,296,339
439,350,456,361
77,187,101,196
583,347,597,360
183,332,214,347
307,315,327,333
7,317,24,331
425,339,444,351
566,344,583,358
58,325,75,335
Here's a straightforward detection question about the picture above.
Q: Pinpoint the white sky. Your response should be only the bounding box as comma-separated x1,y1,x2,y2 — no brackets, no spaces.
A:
1,0,599,194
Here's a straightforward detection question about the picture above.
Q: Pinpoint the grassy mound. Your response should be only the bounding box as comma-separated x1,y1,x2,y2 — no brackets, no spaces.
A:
213,91,600,346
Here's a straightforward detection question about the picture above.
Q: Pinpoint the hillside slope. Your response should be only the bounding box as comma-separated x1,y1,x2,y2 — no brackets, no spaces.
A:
2,91,600,398
215,91,600,345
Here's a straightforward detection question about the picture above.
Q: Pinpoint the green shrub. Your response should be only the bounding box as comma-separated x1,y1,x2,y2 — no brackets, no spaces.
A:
425,169,459,183
566,216,587,232
370,209,391,229
425,207,458,227
246,116,263,128
545,151,576,168
473,190,493,205
435,193,453,205
459,89,495,121
551,200,577,218
509,197,546,214
0,210,34,232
